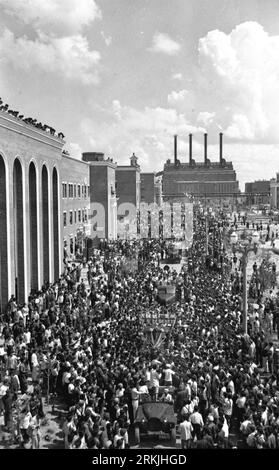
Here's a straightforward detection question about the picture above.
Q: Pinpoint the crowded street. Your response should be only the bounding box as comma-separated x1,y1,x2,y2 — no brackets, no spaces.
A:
1,205,279,450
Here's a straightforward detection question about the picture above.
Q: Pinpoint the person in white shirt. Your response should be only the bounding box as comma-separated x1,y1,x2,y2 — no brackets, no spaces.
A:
31,350,39,383
179,415,193,449
190,406,204,440
163,364,175,386
24,330,31,345
0,380,9,413
181,400,194,416
138,380,149,397
223,393,233,428
149,366,161,400
115,383,125,401
22,303,29,322
240,416,251,434
29,413,41,449
131,383,141,420
68,378,75,397
19,409,32,444
227,377,235,396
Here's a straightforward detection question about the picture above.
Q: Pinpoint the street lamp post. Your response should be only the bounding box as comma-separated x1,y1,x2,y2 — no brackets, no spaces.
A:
205,215,209,256
230,230,260,335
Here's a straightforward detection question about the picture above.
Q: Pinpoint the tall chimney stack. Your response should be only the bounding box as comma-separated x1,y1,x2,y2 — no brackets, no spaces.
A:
204,133,207,164
219,132,223,164
189,134,192,165
174,134,177,164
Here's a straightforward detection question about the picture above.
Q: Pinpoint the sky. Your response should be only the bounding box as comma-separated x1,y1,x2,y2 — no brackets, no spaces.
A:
1,0,279,190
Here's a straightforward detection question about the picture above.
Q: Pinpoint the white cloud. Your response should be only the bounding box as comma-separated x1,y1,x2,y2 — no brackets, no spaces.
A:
0,28,101,84
65,142,83,159
225,114,255,140
167,89,189,105
148,32,181,56
81,100,204,170
197,111,216,127
172,73,183,81
0,0,102,36
205,143,279,190
101,31,112,47
197,21,279,142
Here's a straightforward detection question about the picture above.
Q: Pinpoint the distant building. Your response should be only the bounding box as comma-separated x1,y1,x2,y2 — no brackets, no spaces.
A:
245,180,270,206
115,154,141,239
270,174,279,209
0,108,90,309
162,134,239,205
141,172,156,204
61,155,90,260
116,153,141,209
82,152,117,241
154,175,163,207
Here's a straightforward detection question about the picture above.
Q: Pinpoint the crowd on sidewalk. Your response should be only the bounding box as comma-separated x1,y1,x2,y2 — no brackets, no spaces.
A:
0,208,279,449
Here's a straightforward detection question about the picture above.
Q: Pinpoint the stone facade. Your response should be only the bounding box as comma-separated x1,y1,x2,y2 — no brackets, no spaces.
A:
82,153,117,241
60,155,90,259
245,180,270,205
0,111,91,309
270,175,279,209
163,161,239,202
0,110,64,307
141,173,156,204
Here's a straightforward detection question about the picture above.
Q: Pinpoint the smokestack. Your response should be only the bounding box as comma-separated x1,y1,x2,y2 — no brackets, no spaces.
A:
219,132,223,163
189,134,192,164
204,133,207,164
174,135,177,164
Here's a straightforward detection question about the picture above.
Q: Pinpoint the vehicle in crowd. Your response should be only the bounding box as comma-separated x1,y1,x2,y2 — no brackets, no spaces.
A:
134,390,177,445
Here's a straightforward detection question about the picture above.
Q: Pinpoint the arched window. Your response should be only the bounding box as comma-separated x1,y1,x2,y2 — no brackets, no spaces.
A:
42,165,49,284
0,155,8,311
13,158,25,302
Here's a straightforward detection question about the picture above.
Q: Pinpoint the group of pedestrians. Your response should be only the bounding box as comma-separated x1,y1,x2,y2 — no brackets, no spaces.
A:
0,207,279,449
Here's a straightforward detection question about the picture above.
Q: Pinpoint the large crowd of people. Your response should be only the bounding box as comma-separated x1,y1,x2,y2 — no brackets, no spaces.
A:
0,207,279,449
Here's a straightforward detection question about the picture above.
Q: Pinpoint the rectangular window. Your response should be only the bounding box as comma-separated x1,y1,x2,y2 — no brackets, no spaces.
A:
81,185,84,198
78,210,81,223
68,184,73,198
63,212,67,227
62,183,67,198
69,211,73,225
82,209,85,222
84,209,88,223
78,185,81,198
74,184,77,198
88,186,90,198
84,186,87,198
74,210,77,224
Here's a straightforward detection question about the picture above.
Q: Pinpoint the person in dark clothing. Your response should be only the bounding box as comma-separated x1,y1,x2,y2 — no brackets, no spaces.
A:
18,359,28,394
2,389,13,430
196,429,215,448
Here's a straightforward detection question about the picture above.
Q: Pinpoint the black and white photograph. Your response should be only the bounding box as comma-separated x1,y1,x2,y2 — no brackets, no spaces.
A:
0,0,279,461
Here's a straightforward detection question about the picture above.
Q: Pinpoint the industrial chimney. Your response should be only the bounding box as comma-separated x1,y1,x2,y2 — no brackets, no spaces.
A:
204,133,207,164
189,134,192,165
174,134,178,165
219,132,223,164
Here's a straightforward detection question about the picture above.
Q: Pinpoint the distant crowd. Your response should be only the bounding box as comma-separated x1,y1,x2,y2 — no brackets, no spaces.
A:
0,207,279,449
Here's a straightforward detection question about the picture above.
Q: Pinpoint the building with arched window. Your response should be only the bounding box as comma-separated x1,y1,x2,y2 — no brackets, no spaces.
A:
0,110,90,311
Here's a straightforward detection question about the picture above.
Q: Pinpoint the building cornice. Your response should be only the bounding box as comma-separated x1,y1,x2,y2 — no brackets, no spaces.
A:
88,160,117,169
116,166,141,172
176,180,239,184
0,111,65,151
62,154,90,166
